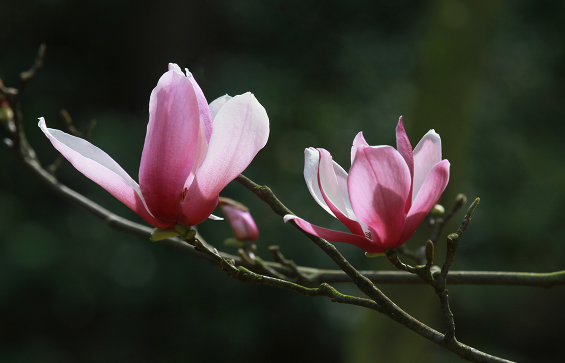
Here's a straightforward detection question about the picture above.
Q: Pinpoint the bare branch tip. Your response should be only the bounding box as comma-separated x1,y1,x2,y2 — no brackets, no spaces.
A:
467,197,480,215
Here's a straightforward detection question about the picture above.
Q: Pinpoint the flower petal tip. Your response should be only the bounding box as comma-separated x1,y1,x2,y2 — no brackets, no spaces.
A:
168,63,183,74
283,215,297,223
208,214,224,221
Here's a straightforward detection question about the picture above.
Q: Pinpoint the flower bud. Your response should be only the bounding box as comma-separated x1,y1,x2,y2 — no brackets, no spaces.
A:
219,197,259,242
430,204,445,216
425,240,434,265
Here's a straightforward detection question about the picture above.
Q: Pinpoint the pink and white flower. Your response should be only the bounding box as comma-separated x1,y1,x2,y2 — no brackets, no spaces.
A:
284,117,449,253
39,63,269,229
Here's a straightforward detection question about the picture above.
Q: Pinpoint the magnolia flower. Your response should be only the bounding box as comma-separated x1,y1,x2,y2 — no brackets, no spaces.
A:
39,63,269,230
219,197,259,242
284,118,450,254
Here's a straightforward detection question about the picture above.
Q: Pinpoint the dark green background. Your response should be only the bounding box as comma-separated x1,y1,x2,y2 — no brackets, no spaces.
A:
1,0,565,362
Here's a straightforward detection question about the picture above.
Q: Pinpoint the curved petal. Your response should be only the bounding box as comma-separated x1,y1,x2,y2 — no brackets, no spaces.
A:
395,117,414,175
348,145,411,249
318,149,365,236
318,149,350,218
350,131,369,166
209,95,233,121
413,129,442,202
395,116,414,213
208,214,224,220
304,147,335,217
283,215,383,253
178,92,269,225
185,69,213,143
39,118,173,229
139,64,201,222
397,160,450,246
184,115,209,191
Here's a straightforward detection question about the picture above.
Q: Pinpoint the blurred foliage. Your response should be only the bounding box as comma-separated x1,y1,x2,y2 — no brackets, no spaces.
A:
1,0,565,362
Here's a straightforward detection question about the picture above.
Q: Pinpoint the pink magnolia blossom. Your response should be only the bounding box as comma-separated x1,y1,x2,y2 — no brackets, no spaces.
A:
39,63,269,229
219,197,259,242
284,117,450,254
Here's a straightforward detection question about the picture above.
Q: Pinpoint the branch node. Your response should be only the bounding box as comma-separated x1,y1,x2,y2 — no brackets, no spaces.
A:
386,248,416,274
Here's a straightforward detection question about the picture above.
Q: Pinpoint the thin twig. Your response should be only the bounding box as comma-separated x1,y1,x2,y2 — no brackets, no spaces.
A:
385,248,417,274
429,193,468,243
441,198,480,280
268,245,307,283
60,109,96,138
15,44,46,104
408,194,469,265
186,236,382,311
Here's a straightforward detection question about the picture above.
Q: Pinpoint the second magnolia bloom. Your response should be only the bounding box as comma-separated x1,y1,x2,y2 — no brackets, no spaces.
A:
285,118,450,253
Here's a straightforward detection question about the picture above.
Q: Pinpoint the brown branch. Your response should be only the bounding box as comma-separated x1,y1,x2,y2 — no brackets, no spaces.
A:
236,175,514,363
10,154,565,290
385,248,417,274
430,193,468,243
16,44,46,104
185,236,382,312
440,198,480,280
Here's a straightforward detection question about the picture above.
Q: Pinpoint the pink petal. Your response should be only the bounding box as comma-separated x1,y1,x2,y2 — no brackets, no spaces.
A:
350,131,369,166
178,92,269,225
397,160,450,246
39,118,173,229
412,129,442,202
395,116,414,213
317,149,365,236
283,215,384,253
209,95,233,121
185,69,213,143
348,145,411,249
138,64,201,223
395,117,414,174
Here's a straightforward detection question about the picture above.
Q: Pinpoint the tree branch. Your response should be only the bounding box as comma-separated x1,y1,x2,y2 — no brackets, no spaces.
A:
185,236,382,312
236,174,514,363
9,154,565,289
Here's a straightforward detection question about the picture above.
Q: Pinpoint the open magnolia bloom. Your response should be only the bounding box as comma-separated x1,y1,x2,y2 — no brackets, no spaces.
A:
284,118,450,254
39,63,269,231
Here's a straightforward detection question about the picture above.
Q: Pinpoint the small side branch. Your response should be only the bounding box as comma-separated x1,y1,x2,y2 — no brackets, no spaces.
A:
186,237,381,312
429,193,468,243
385,248,416,274
434,198,480,344
441,198,480,280
16,44,46,103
